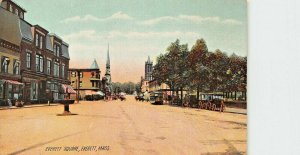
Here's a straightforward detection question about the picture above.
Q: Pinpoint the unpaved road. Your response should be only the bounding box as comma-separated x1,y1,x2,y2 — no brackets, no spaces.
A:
0,96,247,155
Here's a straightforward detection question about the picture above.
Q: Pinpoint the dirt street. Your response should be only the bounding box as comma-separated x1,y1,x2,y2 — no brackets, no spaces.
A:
0,96,247,155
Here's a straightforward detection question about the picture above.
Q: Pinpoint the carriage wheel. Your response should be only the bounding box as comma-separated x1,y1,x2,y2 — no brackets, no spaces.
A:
208,103,211,110
212,104,216,111
198,101,202,108
204,103,208,110
220,105,225,112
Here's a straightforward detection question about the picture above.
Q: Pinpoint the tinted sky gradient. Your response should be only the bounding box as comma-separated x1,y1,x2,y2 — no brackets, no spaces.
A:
14,0,247,83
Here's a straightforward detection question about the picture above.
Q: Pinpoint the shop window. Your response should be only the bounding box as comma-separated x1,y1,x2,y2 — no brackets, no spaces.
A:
0,82,3,99
8,84,12,99
46,81,51,90
31,82,38,100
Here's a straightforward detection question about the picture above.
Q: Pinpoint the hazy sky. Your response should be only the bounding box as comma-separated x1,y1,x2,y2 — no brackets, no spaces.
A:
14,0,247,83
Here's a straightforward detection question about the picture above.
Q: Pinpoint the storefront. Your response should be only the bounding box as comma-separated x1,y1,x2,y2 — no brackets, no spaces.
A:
0,79,24,106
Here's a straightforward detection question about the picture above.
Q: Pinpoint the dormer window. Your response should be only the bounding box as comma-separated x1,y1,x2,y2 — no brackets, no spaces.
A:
16,9,19,16
53,44,60,57
35,34,39,47
20,12,24,19
35,33,44,49
39,36,43,49
57,46,60,56
9,5,13,12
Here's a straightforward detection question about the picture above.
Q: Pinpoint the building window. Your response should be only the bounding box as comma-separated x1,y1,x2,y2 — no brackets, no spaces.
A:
36,55,44,72
9,4,12,12
15,9,19,15
47,59,51,75
79,81,82,87
71,72,76,77
26,52,31,69
35,34,39,47
57,46,60,56
8,84,12,99
54,45,57,55
80,72,83,78
14,60,20,75
20,12,23,19
1,57,9,73
53,44,60,57
0,82,3,99
39,36,43,49
61,63,65,78
31,82,38,100
54,62,59,77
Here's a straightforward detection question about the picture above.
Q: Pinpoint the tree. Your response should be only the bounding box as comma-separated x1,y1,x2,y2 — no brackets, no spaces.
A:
187,39,209,99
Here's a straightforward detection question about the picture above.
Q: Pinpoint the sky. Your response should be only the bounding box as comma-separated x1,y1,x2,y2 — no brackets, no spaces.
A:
14,0,247,83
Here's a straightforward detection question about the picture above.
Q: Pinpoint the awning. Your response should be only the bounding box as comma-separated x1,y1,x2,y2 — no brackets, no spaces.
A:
95,91,105,96
62,84,76,94
5,80,24,85
84,90,104,96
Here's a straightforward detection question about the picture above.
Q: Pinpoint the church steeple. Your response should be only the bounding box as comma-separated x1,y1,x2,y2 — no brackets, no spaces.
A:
106,44,110,68
105,44,110,75
104,43,112,93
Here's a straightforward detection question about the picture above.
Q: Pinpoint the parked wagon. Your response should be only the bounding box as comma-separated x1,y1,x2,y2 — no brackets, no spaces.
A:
211,98,225,112
198,93,225,112
198,100,211,110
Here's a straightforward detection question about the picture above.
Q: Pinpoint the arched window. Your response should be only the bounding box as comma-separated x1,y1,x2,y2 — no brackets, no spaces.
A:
1,57,9,73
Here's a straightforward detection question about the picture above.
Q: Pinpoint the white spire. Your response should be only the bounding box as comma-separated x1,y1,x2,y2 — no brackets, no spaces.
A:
106,43,110,67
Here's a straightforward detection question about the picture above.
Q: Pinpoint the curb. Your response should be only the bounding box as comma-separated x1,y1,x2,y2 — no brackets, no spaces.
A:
0,104,60,110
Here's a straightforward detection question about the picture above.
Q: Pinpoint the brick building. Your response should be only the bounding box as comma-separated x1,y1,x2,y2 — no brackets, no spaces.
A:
69,60,102,100
0,0,72,105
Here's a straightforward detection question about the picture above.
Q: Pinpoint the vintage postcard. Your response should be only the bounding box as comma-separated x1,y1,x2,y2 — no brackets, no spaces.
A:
0,0,247,154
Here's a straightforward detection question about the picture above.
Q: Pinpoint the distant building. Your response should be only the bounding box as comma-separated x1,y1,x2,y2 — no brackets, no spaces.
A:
148,80,169,93
140,76,149,93
69,60,101,100
140,56,153,93
145,56,153,81
0,0,71,105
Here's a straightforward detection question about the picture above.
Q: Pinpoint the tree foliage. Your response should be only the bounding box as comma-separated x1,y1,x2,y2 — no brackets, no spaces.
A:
152,38,247,96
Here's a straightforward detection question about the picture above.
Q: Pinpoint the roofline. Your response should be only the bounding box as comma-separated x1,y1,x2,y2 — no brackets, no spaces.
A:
20,18,32,26
33,24,49,33
69,68,100,71
62,41,69,47
10,0,27,12
49,33,63,41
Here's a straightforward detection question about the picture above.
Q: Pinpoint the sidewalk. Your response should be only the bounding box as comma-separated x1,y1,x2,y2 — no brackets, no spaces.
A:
225,107,247,115
0,103,60,110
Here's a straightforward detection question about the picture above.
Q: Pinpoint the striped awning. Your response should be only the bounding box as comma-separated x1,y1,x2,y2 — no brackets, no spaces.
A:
5,80,24,85
62,84,76,94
